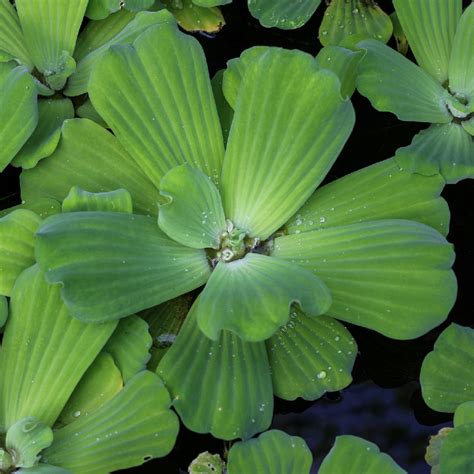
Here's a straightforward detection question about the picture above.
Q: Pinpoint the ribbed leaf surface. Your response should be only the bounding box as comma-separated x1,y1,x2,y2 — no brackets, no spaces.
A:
227,430,312,473
13,98,74,169
266,312,356,401
0,265,116,429
42,372,179,473
89,20,224,188
221,48,354,240
36,212,211,322
21,119,161,216
420,324,474,413
248,0,321,29
62,187,133,214
395,123,474,184
285,158,449,236
0,210,41,296
196,253,332,342
319,435,406,473
393,0,462,84
356,39,452,123
273,220,456,339
158,301,273,440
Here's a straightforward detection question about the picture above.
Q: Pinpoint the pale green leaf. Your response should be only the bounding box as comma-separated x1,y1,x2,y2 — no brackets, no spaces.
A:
221,48,354,240
227,430,312,474
17,465,71,474
395,123,474,184
193,0,231,6
319,0,392,47
315,46,363,99
75,99,108,128
0,265,116,429
42,372,179,474
211,70,233,144
0,198,61,220
425,426,452,473
103,315,152,382
449,3,474,101
272,220,456,339
36,212,211,323
0,209,41,296
62,187,133,214
462,116,474,136
439,423,474,474
158,165,226,249
319,435,406,473
0,0,32,68
57,353,123,427
189,452,225,474
393,0,462,84
0,62,38,172
20,119,161,216
420,324,474,413
285,158,449,237
86,0,122,20
89,19,224,188
12,98,74,169
15,0,88,88
248,0,321,29
356,39,452,123
266,312,356,401
454,402,474,428
66,11,171,96
196,253,332,342
158,300,273,440
0,295,7,328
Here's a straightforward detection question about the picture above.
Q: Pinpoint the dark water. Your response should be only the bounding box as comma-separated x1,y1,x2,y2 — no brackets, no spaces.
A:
1,1,472,473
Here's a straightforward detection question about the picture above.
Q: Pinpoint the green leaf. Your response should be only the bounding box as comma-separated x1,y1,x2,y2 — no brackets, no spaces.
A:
0,0,32,68
425,426,453,473
124,0,155,12
221,48,354,240
0,62,38,172
390,12,408,55
285,158,450,237
15,0,88,88
36,212,211,322
356,39,452,123
158,300,273,440
196,253,332,342
103,315,152,382
57,353,123,427
0,265,116,429
0,209,41,297
449,3,474,102
193,0,232,6
0,198,61,220
211,70,233,145
266,312,356,401
462,116,474,136
315,46,363,99
454,402,474,428
75,99,108,128
66,11,171,96
89,18,225,188
6,417,53,468
86,0,122,20
248,0,321,29
439,423,474,474
395,123,474,184
163,0,226,34
393,0,461,84
319,435,406,473
17,465,71,474
227,430,313,473
42,372,179,473
0,295,7,328
12,98,74,169
319,0,392,47
420,324,474,413
272,220,456,339
20,119,161,216
62,187,133,214
158,165,226,249
189,452,225,474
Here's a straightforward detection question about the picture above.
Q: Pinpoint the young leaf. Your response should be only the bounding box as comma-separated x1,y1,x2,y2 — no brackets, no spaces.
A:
273,220,456,339
226,430,313,474
157,300,273,440
62,187,133,214
35,212,211,323
196,253,332,342
221,48,354,240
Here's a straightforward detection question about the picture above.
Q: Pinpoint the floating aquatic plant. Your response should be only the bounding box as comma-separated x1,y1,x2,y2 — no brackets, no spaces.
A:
356,0,474,183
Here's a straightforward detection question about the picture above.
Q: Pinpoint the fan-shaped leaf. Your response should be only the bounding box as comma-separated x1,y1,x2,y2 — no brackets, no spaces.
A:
266,312,356,401
273,220,456,339
36,212,211,323
89,18,224,188
158,300,273,440
221,48,354,240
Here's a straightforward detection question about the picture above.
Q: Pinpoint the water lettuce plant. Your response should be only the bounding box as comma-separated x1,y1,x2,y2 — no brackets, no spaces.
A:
0,265,178,473
356,0,474,183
